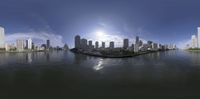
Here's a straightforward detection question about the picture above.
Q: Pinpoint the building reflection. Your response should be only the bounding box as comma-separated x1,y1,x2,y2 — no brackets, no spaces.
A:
73,53,87,64
27,53,32,63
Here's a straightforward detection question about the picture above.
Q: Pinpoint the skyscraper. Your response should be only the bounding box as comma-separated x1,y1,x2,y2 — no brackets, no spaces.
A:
123,39,129,49
16,39,24,51
25,40,28,49
75,35,81,49
0,26,5,48
191,35,197,48
109,41,114,49
134,36,139,52
80,38,87,49
47,39,50,49
28,38,32,49
88,40,93,49
102,42,105,48
136,36,139,44
198,27,200,48
95,41,99,49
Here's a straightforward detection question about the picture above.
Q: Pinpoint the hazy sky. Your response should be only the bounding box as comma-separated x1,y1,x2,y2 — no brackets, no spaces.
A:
1,0,200,47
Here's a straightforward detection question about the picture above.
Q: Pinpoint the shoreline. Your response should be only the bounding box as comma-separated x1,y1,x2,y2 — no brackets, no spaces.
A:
70,48,169,58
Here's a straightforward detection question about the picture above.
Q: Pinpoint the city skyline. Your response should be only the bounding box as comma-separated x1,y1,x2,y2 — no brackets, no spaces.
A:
1,0,200,48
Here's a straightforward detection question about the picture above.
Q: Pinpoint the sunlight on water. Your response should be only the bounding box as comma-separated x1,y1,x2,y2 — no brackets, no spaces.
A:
93,59,104,71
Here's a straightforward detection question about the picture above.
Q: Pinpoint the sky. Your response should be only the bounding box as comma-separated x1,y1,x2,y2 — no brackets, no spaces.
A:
1,0,200,48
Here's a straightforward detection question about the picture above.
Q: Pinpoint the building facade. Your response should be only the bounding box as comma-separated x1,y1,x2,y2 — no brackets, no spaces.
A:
0,26,5,48
198,27,200,48
47,40,50,49
95,41,99,49
192,35,197,48
80,38,87,49
16,39,24,51
109,41,114,49
102,42,105,48
123,39,129,49
28,38,32,49
75,35,81,49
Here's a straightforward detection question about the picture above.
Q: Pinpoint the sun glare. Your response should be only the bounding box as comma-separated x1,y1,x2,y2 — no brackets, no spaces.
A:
96,31,105,37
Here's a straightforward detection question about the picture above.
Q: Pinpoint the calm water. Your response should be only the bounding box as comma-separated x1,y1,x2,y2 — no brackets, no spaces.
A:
0,50,200,99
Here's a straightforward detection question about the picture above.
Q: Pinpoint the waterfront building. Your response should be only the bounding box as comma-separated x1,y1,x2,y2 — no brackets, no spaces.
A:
109,41,114,49
95,41,99,49
139,40,143,47
32,42,35,50
80,38,87,49
134,36,140,52
63,44,69,50
191,35,197,48
147,41,153,49
173,44,177,49
25,40,28,49
16,39,24,51
123,39,129,49
5,43,10,51
136,36,139,44
47,39,50,49
28,38,32,50
0,26,5,49
75,35,81,49
102,42,105,48
152,43,158,51
88,40,93,49
198,27,200,48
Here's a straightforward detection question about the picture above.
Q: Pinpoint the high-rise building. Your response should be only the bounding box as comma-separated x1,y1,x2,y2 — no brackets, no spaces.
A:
102,42,105,48
16,39,24,51
152,43,158,50
0,26,5,48
134,36,140,52
198,27,200,48
139,40,143,47
147,41,153,49
173,44,176,49
191,35,197,48
88,40,93,49
80,38,87,49
136,36,139,44
75,35,81,49
47,39,50,49
95,41,99,49
25,40,28,49
123,39,129,49
109,41,114,49
28,38,32,49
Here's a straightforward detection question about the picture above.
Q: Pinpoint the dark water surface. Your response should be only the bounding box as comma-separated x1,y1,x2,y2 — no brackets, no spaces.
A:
0,50,200,99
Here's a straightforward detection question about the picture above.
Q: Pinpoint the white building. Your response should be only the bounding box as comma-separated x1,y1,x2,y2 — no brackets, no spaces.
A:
0,26,5,48
191,35,197,48
28,38,32,49
16,39,24,51
198,27,200,48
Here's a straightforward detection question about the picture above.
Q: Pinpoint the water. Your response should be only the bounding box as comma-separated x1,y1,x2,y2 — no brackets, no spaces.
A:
0,50,200,99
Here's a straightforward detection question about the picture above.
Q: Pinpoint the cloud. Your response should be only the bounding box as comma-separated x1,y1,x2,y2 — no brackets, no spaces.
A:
5,32,64,47
177,39,191,49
